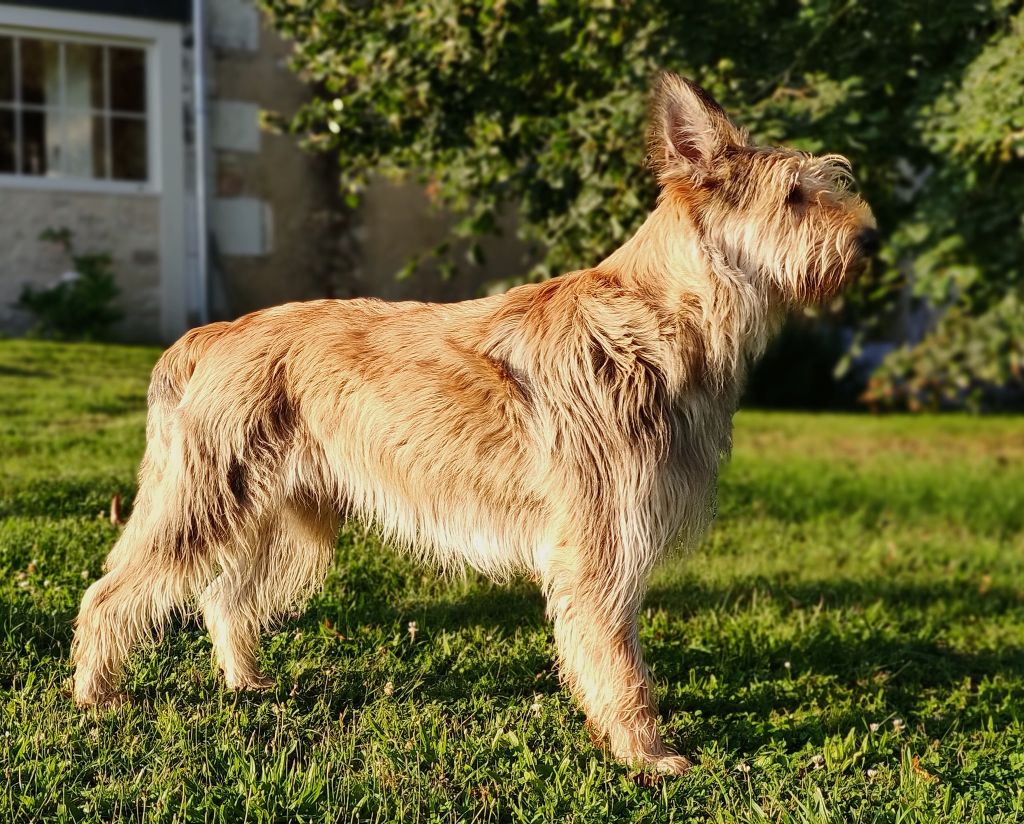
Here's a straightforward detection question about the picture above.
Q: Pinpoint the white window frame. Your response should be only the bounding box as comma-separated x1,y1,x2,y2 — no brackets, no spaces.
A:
0,6,172,196
0,3,189,341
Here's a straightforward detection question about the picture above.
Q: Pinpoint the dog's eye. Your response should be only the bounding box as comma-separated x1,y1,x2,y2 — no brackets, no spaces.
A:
785,185,804,206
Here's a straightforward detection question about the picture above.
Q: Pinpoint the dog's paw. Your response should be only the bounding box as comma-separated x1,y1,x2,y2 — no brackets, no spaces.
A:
653,754,693,775
228,673,275,692
74,690,129,710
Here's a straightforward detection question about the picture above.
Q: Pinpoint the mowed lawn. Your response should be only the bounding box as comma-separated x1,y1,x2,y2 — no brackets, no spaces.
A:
2,339,1023,823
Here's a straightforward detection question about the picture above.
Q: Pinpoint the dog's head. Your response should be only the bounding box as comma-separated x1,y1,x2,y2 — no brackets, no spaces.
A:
648,73,877,304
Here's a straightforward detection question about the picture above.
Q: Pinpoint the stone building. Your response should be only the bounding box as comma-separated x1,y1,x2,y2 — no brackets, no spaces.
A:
0,0,529,343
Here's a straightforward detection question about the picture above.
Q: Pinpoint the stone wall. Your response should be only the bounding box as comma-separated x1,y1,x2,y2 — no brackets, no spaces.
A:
205,1,347,317
206,2,534,317
0,189,161,342
353,178,534,304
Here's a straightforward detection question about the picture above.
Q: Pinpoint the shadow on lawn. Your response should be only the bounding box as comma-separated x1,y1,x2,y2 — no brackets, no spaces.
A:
295,581,551,707
8,569,1022,750
285,571,1024,727
0,364,52,380
0,478,137,518
650,575,1024,751
404,574,1024,730
646,573,1024,672
0,599,76,691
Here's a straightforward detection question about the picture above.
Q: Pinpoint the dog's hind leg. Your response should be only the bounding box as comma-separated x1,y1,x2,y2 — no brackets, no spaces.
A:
72,405,271,706
543,548,691,775
201,500,338,691
71,487,217,707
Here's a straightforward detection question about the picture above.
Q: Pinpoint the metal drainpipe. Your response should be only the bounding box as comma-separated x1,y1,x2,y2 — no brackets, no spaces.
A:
192,0,210,326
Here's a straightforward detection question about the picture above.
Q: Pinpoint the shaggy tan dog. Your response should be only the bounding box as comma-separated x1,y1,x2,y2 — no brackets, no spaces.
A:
71,73,876,774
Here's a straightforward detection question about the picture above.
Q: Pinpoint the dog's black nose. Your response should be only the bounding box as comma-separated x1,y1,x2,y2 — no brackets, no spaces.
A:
857,227,880,257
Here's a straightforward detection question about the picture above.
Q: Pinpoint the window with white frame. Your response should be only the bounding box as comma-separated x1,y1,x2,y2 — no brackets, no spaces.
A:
0,31,148,183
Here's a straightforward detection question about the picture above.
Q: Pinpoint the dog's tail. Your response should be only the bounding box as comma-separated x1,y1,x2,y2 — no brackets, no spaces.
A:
103,323,232,573
147,323,232,421
144,321,234,484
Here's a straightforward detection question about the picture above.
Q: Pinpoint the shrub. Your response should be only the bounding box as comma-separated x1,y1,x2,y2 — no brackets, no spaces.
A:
17,228,122,341
744,320,852,410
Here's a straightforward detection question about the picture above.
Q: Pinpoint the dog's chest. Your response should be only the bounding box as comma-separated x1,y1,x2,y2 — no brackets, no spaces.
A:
655,394,735,546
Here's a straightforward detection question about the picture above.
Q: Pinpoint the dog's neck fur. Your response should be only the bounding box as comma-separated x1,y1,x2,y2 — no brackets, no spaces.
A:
600,194,781,394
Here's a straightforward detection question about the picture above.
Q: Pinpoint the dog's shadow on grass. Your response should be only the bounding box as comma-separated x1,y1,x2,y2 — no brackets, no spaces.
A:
12,564,1022,754
287,569,1024,742
645,574,1024,750
293,580,552,710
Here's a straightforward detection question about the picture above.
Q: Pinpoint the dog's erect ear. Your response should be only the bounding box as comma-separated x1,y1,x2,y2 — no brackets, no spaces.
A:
648,73,745,185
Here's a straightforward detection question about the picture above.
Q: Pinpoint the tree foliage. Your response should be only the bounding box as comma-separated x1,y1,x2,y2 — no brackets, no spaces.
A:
261,0,1024,408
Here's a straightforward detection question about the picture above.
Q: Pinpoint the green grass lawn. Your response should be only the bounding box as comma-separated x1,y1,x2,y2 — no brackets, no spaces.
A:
2,339,1023,823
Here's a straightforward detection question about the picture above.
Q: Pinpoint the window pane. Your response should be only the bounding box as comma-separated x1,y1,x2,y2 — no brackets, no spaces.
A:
20,38,60,106
92,114,108,178
110,116,146,180
109,47,145,112
65,42,105,109
21,109,51,175
63,108,99,177
0,109,14,172
0,37,13,101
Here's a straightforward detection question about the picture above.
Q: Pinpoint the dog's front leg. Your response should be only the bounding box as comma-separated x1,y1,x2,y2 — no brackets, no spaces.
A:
544,557,690,775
